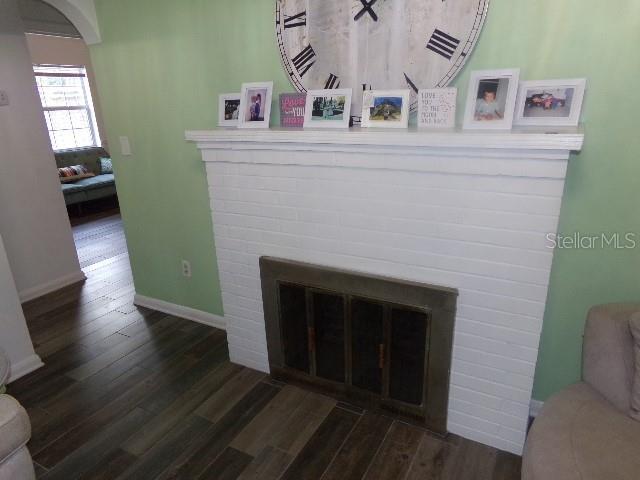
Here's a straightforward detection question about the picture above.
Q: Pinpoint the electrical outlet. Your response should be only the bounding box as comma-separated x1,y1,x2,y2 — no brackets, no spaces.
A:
0,90,9,107
181,260,192,278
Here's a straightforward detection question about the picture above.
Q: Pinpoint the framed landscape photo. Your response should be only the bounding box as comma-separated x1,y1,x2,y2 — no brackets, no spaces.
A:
463,69,520,130
361,90,410,129
417,88,457,129
303,89,352,129
238,82,273,129
514,79,586,127
218,93,241,127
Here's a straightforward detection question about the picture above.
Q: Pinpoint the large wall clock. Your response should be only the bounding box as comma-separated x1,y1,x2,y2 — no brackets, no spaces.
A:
275,0,490,122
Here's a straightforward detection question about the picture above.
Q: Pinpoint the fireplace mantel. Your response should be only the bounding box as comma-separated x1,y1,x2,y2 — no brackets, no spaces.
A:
188,127,583,455
186,126,584,153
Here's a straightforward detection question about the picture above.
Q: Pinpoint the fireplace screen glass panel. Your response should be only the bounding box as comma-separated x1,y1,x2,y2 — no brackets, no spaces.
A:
389,307,429,405
263,257,456,435
351,298,384,394
279,283,309,373
313,291,346,383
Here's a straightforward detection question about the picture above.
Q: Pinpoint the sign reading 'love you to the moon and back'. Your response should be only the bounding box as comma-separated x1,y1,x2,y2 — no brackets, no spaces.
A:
418,88,457,129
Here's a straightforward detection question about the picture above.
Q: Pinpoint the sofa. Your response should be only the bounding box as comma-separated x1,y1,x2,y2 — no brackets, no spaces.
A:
0,395,35,480
523,303,640,480
55,147,117,207
0,352,7,395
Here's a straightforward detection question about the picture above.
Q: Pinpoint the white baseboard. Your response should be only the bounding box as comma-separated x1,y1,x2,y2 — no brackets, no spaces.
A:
529,399,545,418
133,294,226,330
7,354,44,383
19,270,86,303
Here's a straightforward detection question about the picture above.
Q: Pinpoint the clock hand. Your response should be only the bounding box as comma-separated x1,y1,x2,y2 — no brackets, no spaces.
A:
354,0,378,22
404,73,419,94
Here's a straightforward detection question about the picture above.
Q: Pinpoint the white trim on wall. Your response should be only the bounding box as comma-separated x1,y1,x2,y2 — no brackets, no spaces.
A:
133,294,226,331
19,270,86,303
7,354,44,383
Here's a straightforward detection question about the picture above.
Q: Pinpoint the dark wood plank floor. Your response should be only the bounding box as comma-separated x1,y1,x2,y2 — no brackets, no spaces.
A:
8,213,522,480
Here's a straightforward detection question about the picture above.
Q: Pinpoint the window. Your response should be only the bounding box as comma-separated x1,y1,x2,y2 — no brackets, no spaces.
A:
34,64,101,151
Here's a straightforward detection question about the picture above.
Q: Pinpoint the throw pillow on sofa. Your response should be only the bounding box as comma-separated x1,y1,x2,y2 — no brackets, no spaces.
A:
58,164,95,183
630,313,640,421
99,157,113,174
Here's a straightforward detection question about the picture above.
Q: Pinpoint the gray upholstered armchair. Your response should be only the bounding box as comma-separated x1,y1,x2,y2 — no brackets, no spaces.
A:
523,303,640,479
0,395,35,480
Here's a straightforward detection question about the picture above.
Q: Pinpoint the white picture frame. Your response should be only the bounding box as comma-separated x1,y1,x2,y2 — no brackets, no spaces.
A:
417,88,457,129
463,69,520,130
361,89,410,129
218,93,241,128
238,82,273,129
303,89,352,129
514,79,586,127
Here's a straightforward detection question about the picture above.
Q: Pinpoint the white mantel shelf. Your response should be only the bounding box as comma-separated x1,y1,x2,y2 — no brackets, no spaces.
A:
189,125,584,455
186,126,584,153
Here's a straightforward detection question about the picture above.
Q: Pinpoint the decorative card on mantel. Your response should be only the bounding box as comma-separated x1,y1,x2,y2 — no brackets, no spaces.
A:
418,88,457,129
279,93,306,128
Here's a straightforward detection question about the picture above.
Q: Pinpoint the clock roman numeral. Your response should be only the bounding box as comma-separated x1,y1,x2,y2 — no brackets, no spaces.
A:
426,29,460,60
324,73,340,89
403,73,418,94
354,0,378,22
292,45,316,77
362,83,372,91
284,11,306,29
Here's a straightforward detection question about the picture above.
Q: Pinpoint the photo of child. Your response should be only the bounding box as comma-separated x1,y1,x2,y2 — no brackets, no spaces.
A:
474,78,510,121
245,88,267,122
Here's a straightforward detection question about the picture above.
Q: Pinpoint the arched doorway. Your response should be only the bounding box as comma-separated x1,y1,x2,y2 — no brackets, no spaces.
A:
41,0,101,44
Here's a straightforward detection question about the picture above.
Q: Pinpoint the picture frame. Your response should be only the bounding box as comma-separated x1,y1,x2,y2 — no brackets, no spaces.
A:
463,69,520,130
417,88,457,129
218,93,241,127
514,79,586,127
238,82,273,129
303,89,352,129
361,89,411,129
279,93,307,128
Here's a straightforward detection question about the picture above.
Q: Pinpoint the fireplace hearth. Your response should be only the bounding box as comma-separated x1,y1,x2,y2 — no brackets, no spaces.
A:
260,257,457,435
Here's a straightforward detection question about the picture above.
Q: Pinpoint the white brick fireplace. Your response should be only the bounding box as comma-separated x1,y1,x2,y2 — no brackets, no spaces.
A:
187,127,583,455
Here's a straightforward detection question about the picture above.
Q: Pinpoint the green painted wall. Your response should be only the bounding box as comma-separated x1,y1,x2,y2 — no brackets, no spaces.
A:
90,0,290,316
90,0,640,401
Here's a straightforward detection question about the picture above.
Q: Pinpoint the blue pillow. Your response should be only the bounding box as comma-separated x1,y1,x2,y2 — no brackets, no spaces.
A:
99,157,113,174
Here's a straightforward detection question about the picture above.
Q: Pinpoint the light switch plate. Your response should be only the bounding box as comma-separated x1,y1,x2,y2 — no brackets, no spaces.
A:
119,136,132,156
0,90,9,107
